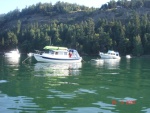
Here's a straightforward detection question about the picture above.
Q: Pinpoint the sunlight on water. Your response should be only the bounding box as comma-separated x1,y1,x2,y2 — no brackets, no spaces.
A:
0,56,150,113
34,62,82,76
4,56,20,66
142,108,150,113
0,80,8,83
90,59,120,69
0,95,42,112
75,88,97,94
67,107,115,113
47,89,77,99
93,101,115,110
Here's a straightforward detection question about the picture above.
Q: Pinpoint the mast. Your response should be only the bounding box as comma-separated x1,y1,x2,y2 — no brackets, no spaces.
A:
50,37,51,46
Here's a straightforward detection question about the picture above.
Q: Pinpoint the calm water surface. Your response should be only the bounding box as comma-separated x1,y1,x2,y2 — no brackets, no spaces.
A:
0,55,150,113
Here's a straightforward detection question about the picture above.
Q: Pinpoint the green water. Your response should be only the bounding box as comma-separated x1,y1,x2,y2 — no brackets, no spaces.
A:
0,55,150,113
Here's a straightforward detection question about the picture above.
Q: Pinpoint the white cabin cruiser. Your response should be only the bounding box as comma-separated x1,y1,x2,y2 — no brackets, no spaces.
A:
126,55,131,59
34,46,82,63
4,49,20,58
99,50,120,59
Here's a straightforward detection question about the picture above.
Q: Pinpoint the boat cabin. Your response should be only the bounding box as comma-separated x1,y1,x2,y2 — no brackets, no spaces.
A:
107,50,119,56
48,50,68,55
44,49,80,58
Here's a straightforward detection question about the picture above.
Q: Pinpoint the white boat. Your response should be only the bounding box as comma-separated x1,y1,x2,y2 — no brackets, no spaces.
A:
126,55,131,59
27,52,33,57
99,50,120,59
4,49,20,58
33,46,82,63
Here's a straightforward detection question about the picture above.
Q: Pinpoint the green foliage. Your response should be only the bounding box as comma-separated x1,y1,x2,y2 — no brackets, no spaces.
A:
143,33,150,54
101,0,147,10
0,0,150,56
7,31,18,47
132,35,143,56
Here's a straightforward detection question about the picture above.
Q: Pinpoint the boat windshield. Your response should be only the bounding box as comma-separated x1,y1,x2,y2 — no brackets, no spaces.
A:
49,50,68,56
69,49,80,58
108,50,119,56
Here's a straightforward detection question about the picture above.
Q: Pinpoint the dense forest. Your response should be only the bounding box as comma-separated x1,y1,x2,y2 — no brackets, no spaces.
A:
0,0,150,56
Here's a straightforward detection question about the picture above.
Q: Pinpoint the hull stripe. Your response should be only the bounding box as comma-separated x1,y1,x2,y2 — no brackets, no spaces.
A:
41,56,81,61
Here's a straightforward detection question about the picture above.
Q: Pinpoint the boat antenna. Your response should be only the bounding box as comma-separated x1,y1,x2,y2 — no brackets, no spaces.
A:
50,37,51,46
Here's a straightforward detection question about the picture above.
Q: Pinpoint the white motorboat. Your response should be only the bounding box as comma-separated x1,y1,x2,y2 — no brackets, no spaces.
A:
33,46,82,63
4,49,20,58
99,50,120,59
126,55,131,59
27,52,33,57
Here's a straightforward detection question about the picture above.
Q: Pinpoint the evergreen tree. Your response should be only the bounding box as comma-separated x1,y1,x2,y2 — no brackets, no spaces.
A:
143,33,150,54
7,31,18,48
132,35,143,56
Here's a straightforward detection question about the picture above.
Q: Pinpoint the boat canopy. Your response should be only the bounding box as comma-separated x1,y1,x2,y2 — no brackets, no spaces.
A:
108,50,119,54
43,46,68,50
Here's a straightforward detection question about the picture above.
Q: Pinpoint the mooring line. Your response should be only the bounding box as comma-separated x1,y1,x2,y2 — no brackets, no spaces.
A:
22,56,30,64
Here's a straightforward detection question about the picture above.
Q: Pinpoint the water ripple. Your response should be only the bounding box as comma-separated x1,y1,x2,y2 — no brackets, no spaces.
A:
67,107,116,113
75,88,97,94
0,80,8,83
0,94,42,112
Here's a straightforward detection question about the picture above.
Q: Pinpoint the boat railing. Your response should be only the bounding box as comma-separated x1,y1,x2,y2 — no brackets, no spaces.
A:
35,50,44,55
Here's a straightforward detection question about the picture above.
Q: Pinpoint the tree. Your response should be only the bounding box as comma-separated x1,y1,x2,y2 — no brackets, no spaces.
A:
132,35,143,56
0,37,5,50
99,32,112,52
7,31,18,48
16,20,21,34
135,1,143,8
108,0,117,9
143,33,150,54
1,37,4,46
132,12,140,36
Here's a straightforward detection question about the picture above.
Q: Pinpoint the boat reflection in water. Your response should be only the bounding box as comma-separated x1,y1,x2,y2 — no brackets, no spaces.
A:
3,55,20,76
103,59,120,69
91,59,120,69
4,49,20,58
4,55,20,66
34,62,82,76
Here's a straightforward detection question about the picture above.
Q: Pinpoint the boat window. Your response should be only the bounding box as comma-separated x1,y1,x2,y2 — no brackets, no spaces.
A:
55,52,58,55
59,52,63,55
45,50,49,53
56,52,64,55
49,51,54,54
51,51,54,54
111,53,115,55
64,52,67,55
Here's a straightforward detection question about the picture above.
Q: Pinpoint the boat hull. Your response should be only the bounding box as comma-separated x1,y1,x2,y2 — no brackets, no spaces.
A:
99,52,120,59
34,54,82,63
4,49,20,58
4,52,20,57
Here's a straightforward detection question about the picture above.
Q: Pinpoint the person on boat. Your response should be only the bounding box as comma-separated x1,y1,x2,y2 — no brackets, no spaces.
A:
55,52,58,55
69,52,72,58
